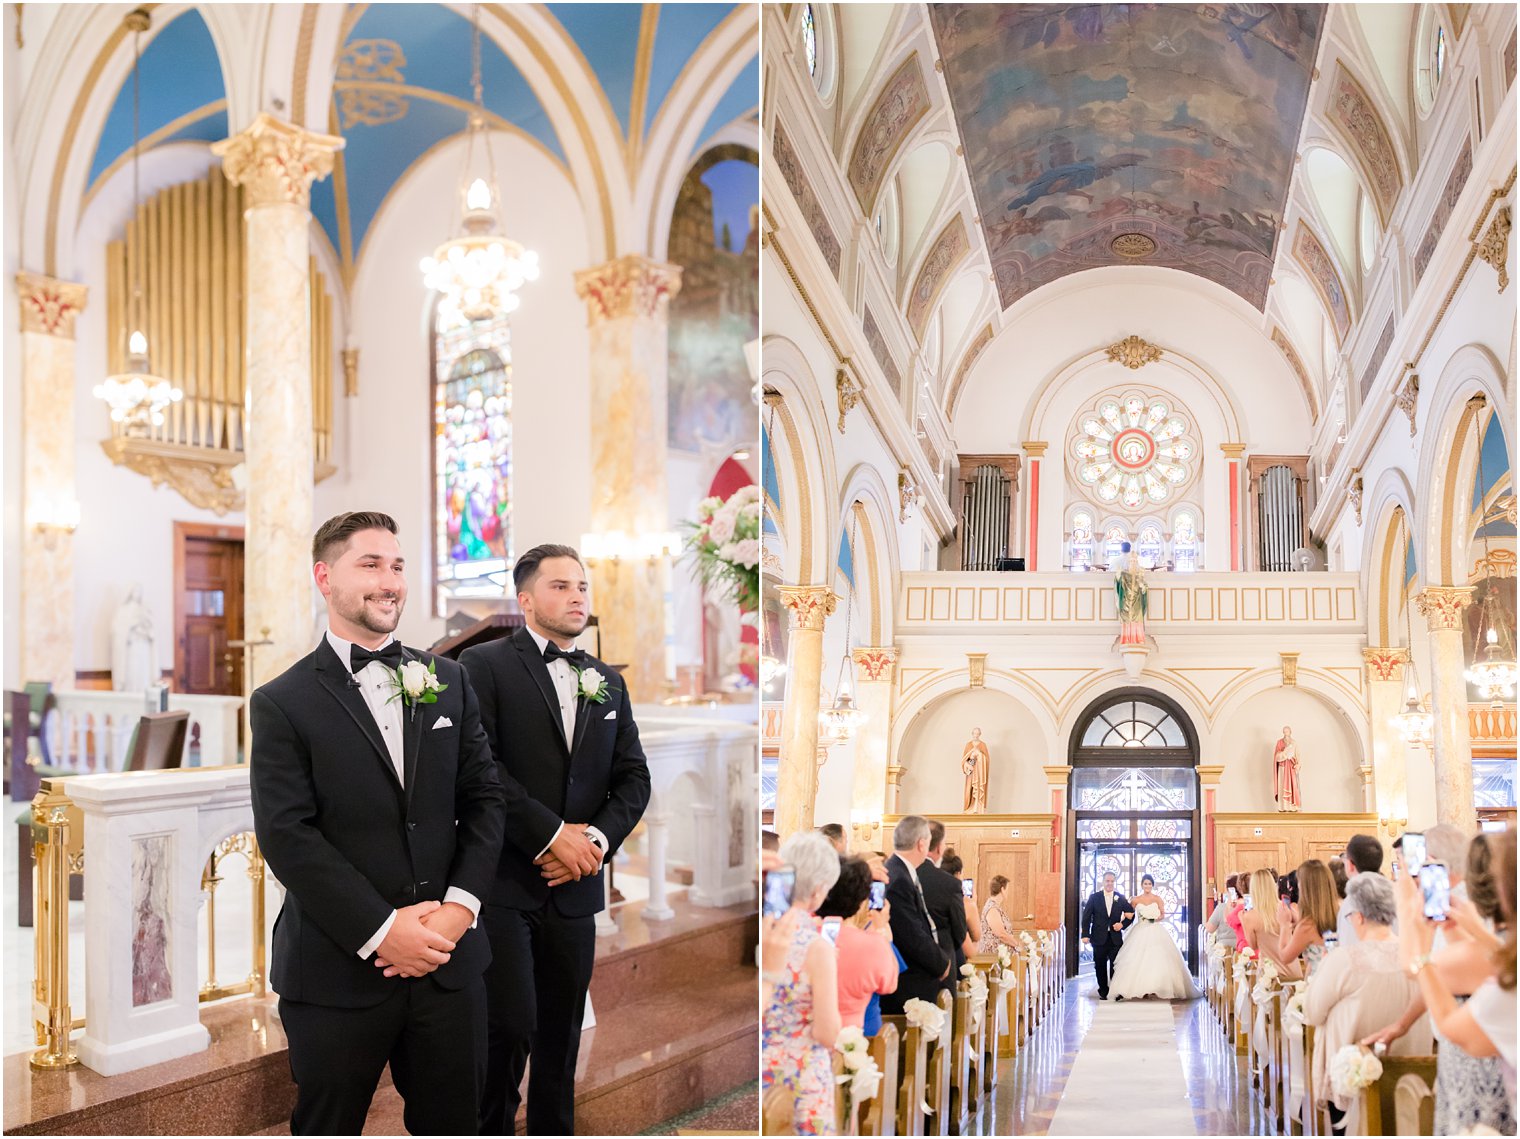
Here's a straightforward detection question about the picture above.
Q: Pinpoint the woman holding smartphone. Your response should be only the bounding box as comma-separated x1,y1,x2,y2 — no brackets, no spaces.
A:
941,850,982,950
817,856,900,1033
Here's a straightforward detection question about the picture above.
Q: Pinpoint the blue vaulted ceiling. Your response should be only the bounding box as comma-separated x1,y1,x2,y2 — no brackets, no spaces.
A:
85,3,756,283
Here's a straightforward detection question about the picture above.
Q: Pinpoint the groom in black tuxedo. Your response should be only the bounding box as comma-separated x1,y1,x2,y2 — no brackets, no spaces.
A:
250,511,505,1134
1080,871,1135,1000
460,544,651,1135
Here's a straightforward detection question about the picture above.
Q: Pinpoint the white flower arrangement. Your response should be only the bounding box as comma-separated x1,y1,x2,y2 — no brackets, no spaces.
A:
966,972,989,1032
1207,940,1228,961
903,997,946,1038
960,962,977,978
683,485,761,611
1281,982,1308,1038
996,944,1013,970
1037,930,1053,950
835,1027,882,1109
1231,955,1253,987
1329,1044,1383,1098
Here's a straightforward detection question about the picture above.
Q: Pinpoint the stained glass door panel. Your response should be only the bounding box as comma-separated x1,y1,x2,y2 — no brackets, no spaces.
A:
1077,838,1190,957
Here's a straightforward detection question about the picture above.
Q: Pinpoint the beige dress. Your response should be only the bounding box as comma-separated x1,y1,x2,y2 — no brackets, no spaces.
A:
1304,938,1432,1127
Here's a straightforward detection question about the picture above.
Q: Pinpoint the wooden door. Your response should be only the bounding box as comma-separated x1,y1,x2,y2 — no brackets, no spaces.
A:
1219,839,1288,881
976,842,1041,931
174,524,245,696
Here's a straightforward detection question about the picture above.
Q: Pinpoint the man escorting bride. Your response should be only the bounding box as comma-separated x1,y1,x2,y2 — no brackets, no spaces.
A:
1106,874,1196,1001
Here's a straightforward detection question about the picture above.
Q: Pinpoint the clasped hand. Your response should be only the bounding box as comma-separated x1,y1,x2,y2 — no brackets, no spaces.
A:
534,823,604,886
373,900,471,979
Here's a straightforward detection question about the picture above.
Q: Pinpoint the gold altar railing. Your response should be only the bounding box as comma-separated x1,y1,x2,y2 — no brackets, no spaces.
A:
103,169,336,514
28,780,268,1070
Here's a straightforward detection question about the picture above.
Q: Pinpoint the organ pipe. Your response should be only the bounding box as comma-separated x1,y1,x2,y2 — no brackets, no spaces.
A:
961,463,1012,570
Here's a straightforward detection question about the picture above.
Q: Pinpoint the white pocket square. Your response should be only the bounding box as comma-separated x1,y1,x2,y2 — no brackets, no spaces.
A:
432,716,453,730
603,710,617,720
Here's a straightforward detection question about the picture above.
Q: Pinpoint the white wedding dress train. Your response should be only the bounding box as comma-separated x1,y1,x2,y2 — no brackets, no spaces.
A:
1107,902,1196,1000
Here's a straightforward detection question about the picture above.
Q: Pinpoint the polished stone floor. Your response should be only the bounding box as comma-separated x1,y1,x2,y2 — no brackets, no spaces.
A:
966,966,1279,1136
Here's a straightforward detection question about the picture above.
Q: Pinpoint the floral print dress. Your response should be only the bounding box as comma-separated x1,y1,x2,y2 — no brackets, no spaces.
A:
762,914,836,1135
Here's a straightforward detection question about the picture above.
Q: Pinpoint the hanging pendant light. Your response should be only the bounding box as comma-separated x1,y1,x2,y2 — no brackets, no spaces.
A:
1462,411,1517,705
1390,510,1434,746
93,9,182,435
819,510,867,743
419,5,539,326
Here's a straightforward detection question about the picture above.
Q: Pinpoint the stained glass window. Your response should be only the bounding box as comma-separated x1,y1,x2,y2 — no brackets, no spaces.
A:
1433,26,1446,85
1080,700,1187,748
1103,524,1128,569
1474,759,1516,808
1071,393,1196,510
1137,523,1163,568
1070,510,1095,572
802,4,818,77
1173,509,1199,572
433,311,513,616
1071,767,1196,811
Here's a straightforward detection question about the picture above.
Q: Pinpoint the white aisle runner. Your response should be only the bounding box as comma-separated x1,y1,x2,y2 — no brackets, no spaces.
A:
1048,999,1197,1136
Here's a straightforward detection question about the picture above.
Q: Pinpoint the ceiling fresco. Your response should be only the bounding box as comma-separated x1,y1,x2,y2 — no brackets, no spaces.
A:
928,4,1325,310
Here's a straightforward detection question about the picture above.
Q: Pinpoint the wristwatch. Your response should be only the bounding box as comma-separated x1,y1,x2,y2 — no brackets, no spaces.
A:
584,829,606,854
1407,953,1433,978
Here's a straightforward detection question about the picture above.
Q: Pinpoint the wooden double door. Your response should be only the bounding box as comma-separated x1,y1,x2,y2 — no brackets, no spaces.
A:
173,523,245,697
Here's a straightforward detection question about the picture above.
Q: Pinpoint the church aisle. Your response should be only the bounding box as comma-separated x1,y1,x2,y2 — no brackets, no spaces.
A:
1047,998,1196,1136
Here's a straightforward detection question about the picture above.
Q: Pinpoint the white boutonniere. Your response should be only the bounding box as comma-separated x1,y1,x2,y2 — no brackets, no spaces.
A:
574,665,614,705
389,657,446,720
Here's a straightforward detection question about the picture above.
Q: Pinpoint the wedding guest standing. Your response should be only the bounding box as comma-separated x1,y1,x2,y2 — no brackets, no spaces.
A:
460,544,651,1135
251,512,505,1135
880,816,949,1015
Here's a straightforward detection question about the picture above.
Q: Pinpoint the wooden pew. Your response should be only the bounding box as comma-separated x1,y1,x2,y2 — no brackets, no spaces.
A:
1361,1055,1437,1136
859,1023,901,1137
881,1014,929,1138
923,989,954,1136
948,984,974,1130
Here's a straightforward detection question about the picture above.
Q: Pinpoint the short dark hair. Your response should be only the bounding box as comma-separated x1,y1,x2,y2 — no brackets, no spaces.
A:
817,856,872,919
928,819,946,853
1345,834,1384,875
1141,874,1155,888
513,544,583,593
941,850,964,877
313,511,398,565
989,874,1009,895
818,823,846,844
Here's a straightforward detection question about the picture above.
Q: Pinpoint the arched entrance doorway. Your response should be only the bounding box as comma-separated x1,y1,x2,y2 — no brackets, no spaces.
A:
1065,689,1202,976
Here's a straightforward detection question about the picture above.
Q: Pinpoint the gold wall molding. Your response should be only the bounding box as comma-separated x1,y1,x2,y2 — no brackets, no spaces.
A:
1477,204,1511,291
853,647,898,683
966,652,988,688
16,272,87,338
836,366,863,433
1395,374,1419,436
1279,652,1300,686
341,347,359,397
1105,334,1163,370
212,112,344,209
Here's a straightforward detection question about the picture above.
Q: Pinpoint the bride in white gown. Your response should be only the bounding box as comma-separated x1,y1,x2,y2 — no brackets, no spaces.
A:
1108,875,1197,1001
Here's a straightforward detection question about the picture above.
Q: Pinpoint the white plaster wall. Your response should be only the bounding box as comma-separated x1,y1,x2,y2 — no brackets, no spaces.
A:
320,130,592,649
896,688,1051,815
3,6,24,687
1214,688,1365,813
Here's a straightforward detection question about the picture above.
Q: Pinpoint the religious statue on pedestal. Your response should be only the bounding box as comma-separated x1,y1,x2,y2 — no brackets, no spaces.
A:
1115,542,1148,645
111,583,158,692
1273,726,1302,812
962,727,990,813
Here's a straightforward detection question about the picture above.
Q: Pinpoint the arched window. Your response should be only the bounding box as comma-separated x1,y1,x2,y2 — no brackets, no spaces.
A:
1358,192,1379,275
1069,509,1095,572
1136,522,1164,569
1172,509,1200,572
801,4,818,77
432,310,513,616
1415,6,1449,115
875,180,900,266
1103,523,1128,569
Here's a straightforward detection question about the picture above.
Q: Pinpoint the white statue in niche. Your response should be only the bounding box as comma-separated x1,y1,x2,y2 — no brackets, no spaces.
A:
111,584,158,692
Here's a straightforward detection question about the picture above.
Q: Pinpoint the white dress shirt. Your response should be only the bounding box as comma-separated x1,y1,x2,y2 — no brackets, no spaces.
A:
1104,890,1114,917
522,626,608,860
892,852,937,935
324,629,480,960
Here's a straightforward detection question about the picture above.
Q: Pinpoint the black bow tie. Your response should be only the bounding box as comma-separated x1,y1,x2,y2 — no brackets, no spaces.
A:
350,642,403,671
542,643,588,668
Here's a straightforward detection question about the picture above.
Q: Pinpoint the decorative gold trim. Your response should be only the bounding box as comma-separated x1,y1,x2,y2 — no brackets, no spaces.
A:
1362,646,1410,683
836,366,863,433
1279,652,1299,687
780,584,836,631
211,112,344,208
81,100,228,214
101,437,242,515
1416,585,1472,631
852,647,897,683
625,5,659,172
342,347,359,397
1349,472,1364,525
966,652,988,688
1105,335,1163,370
572,254,682,323
1022,441,1049,458
292,4,318,127
1476,204,1511,291
16,273,87,338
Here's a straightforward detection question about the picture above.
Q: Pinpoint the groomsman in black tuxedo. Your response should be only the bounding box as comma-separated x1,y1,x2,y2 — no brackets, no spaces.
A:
460,544,651,1135
880,814,950,1015
250,511,505,1135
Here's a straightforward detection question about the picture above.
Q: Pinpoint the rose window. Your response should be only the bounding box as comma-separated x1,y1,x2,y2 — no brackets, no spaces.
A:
1070,393,1196,510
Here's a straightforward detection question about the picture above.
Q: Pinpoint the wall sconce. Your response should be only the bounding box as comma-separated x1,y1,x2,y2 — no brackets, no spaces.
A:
1378,814,1408,835
31,497,80,545
579,530,683,563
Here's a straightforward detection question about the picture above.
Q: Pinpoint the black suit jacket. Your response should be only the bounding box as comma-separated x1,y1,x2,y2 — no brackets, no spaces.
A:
459,627,651,917
1080,891,1135,947
250,639,505,1008
880,854,949,1015
919,862,970,975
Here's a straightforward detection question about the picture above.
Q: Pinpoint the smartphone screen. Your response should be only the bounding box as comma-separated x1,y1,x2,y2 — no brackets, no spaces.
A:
1403,833,1427,872
868,880,887,911
1419,862,1450,923
1243,894,1255,911
962,878,975,899
763,868,795,920
820,917,842,946
1226,887,1239,903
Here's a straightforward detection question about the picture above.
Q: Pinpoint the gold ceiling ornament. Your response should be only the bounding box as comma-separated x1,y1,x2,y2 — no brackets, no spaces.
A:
1476,205,1511,291
336,38,410,128
1105,335,1164,370
836,365,863,433
1280,652,1300,687
898,468,920,522
1111,232,1157,259
1395,373,1420,437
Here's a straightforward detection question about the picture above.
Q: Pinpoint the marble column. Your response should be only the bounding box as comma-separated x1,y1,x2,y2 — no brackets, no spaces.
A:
1416,587,1476,829
849,647,897,849
16,273,88,686
1197,764,1225,890
572,255,683,701
212,114,342,688
775,585,835,838
1363,647,1412,835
